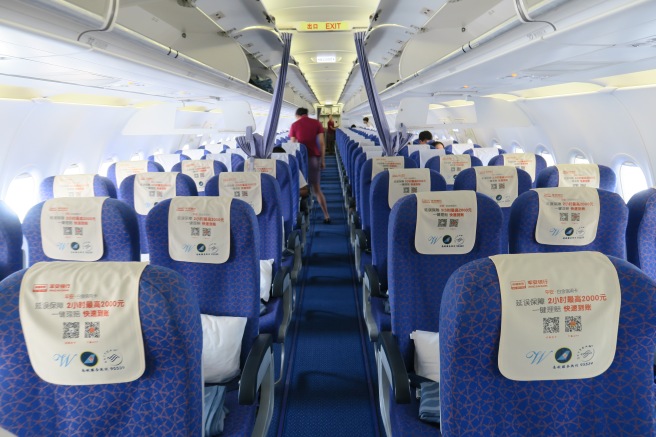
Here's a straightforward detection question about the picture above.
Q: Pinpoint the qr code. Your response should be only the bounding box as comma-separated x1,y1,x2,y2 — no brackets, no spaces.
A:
241,191,249,197
565,316,582,332
191,227,200,237
403,187,410,194
491,183,498,189
449,219,459,227
202,228,211,237
571,213,580,222
85,322,100,338
543,317,560,334
63,227,72,236
499,183,505,189
560,213,569,221
411,187,417,193
62,322,80,339
149,190,156,197
438,219,447,228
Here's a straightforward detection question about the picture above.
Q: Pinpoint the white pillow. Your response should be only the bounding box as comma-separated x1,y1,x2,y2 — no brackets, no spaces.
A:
260,259,274,302
201,314,247,384
410,330,440,382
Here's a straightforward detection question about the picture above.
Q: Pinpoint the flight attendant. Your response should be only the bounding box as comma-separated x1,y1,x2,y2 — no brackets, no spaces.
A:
326,114,337,154
289,107,330,223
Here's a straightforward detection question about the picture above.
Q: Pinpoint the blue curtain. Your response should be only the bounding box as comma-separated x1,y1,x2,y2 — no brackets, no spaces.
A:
237,33,292,158
354,32,391,154
262,32,292,157
391,124,414,156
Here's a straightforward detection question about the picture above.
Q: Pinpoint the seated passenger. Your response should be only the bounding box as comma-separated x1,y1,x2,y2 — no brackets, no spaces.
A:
433,141,445,150
418,130,433,145
273,146,309,199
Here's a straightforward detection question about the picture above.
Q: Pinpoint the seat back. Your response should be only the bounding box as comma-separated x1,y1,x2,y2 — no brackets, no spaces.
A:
39,175,116,200
23,198,140,265
0,263,202,436
107,160,164,192
359,157,416,238
388,192,504,368
425,154,483,189
489,153,547,188
509,188,627,258
627,188,656,280
464,147,505,165
119,173,198,254
146,197,260,364
171,160,227,196
454,167,533,250
273,153,301,229
179,148,209,160
0,200,23,281
205,153,245,172
236,160,294,239
536,164,617,192
440,254,656,436
206,173,282,273
370,170,446,289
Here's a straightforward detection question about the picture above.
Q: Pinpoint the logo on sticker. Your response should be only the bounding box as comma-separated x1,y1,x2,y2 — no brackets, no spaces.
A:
103,349,123,366
577,346,595,362
564,227,574,236
80,351,98,367
197,243,206,253
496,194,503,201
555,347,572,364
71,242,80,251
442,235,452,245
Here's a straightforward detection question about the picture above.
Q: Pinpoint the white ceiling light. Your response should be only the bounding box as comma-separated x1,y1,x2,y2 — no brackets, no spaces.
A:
316,54,337,63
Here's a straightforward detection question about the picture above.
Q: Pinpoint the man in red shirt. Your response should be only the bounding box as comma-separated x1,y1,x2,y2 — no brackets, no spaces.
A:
289,107,330,223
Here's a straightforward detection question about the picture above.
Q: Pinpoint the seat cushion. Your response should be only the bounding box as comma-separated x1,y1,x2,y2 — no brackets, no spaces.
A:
259,297,284,343
371,297,391,333
390,388,441,436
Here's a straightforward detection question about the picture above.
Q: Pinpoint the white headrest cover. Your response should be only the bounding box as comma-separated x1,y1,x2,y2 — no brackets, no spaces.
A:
492,252,620,381
20,261,147,385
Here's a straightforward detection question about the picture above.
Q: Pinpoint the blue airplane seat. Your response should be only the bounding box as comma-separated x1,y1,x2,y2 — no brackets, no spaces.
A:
425,155,483,190
146,197,275,435
0,263,203,435
147,153,189,171
23,198,140,265
439,253,656,435
39,175,116,200
119,173,197,254
536,164,617,192
171,160,227,196
0,200,22,281
509,188,627,258
107,160,164,192
626,188,656,280
376,192,504,436
363,169,446,341
454,167,532,251
489,153,547,188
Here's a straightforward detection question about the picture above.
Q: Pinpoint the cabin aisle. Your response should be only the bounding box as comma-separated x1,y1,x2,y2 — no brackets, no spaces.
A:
271,156,381,436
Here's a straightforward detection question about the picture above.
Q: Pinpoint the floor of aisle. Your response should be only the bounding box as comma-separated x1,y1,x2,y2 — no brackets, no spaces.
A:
267,155,382,437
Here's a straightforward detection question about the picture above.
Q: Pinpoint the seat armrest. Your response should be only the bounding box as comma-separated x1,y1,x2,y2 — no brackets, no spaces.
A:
363,264,382,298
378,331,411,404
353,211,360,229
272,266,291,298
286,229,301,253
239,334,274,405
354,229,369,252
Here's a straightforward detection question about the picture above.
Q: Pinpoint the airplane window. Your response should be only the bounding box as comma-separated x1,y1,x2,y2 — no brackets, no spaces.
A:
4,172,37,221
619,162,648,201
537,147,556,167
98,158,117,177
130,152,143,161
511,142,524,153
572,154,590,164
63,164,84,175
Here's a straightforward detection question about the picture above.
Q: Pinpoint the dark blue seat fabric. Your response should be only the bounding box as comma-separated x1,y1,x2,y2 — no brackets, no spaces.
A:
205,173,288,343
39,175,116,200
236,160,295,240
440,255,656,436
425,155,483,190
0,201,23,281
0,264,202,436
118,173,197,254
107,161,164,192
489,153,547,188
626,188,656,281
22,198,140,265
388,193,505,369
365,170,446,337
98,176,118,199
171,160,227,196
380,193,504,435
454,167,533,251
536,164,617,192
509,189,627,258
146,198,260,364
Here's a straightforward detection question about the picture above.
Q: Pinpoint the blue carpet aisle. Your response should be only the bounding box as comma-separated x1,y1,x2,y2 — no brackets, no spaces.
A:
267,155,381,437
